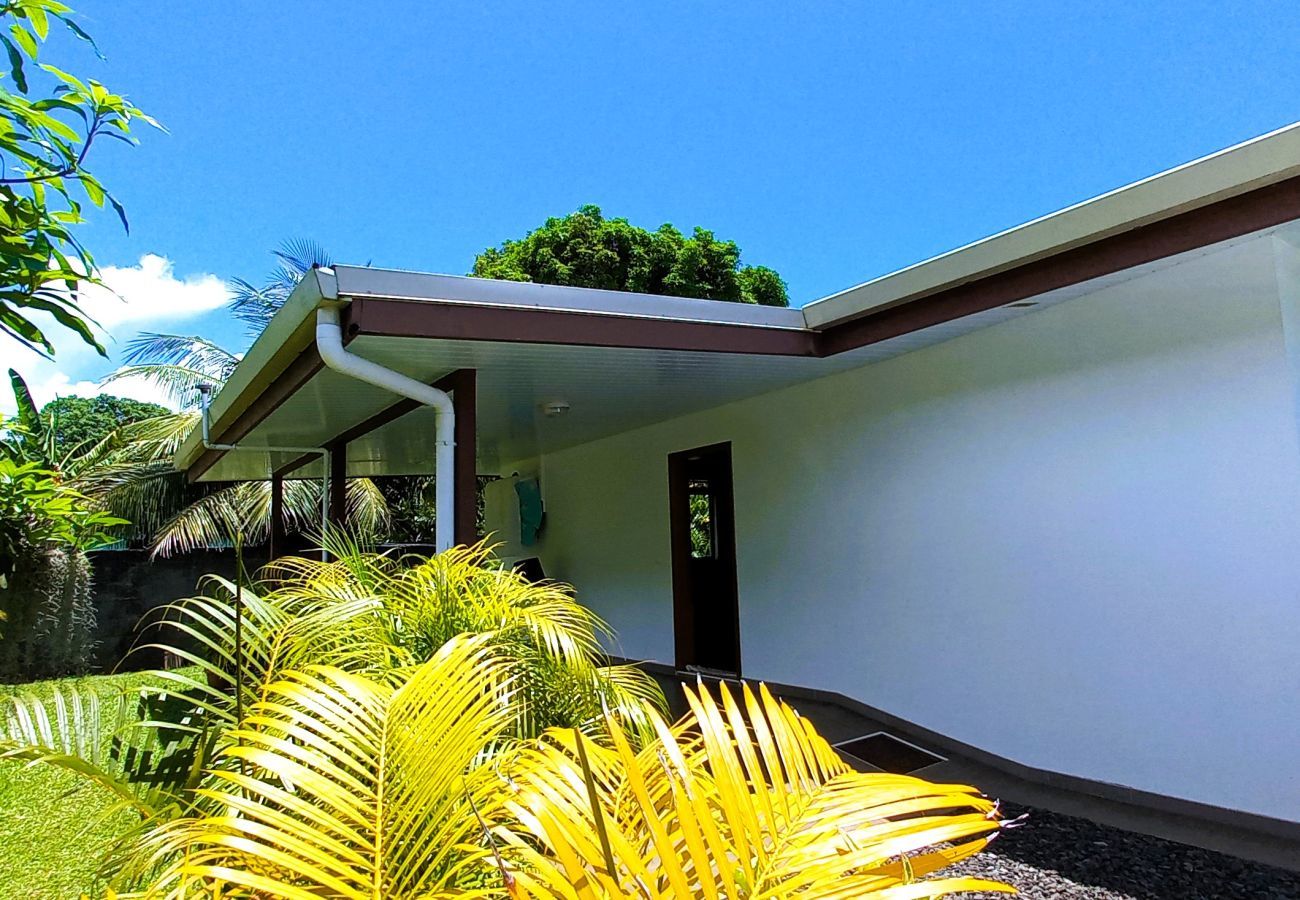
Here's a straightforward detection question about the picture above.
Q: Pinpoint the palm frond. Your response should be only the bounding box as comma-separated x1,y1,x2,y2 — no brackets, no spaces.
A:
139,635,516,897
273,237,333,277
346,475,391,537
130,573,386,732
148,482,262,557
0,682,200,821
119,333,239,378
76,460,189,542
143,476,388,557
499,680,1013,899
99,364,224,410
228,239,333,336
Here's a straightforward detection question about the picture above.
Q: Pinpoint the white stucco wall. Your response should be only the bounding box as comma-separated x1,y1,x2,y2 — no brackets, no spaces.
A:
493,237,1300,822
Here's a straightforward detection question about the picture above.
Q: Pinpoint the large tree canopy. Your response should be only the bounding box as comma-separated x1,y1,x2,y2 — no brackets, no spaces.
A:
39,393,168,459
471,205,789,307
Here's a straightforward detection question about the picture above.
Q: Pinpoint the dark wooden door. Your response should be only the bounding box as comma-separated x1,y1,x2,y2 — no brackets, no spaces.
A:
668,442,741,674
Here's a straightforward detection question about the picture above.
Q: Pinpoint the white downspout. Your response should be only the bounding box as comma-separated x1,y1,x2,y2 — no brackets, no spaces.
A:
315,305,457,552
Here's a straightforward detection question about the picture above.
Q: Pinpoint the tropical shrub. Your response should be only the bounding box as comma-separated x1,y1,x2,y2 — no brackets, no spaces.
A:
1,543,666,885
0,545,1012,896
128,642,1010,898
0,457,121,678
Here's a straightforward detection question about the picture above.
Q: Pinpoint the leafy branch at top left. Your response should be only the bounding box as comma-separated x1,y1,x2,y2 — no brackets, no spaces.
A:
0,0,161,358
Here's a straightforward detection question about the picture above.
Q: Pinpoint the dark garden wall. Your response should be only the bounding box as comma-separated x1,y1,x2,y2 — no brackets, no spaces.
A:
88,543,437,673
88,547,266,672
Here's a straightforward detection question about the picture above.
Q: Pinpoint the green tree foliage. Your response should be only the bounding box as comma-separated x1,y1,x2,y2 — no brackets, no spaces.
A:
38,393,168,459
472,204,790,306
0,0,159,357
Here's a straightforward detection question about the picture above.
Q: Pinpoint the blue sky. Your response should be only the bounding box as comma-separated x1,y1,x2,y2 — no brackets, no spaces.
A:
9,0,1300,409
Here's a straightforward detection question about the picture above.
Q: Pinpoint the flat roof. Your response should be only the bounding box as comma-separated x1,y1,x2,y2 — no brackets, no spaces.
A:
330,266,809,330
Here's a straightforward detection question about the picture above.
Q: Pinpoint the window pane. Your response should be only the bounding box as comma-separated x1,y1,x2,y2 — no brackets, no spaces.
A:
688,480,714,559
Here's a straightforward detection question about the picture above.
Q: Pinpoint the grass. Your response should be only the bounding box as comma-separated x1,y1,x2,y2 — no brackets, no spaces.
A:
0,670,166,900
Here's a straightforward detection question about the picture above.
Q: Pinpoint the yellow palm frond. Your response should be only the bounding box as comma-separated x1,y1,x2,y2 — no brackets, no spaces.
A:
259,543,669,741
140,634,518,898
500,680,1014,899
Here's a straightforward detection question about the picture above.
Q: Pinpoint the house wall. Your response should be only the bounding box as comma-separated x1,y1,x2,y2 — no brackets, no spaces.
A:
489,239,1300,822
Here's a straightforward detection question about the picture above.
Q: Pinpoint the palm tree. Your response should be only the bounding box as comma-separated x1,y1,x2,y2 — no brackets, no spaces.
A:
88,241,390,556
1,546,1011,897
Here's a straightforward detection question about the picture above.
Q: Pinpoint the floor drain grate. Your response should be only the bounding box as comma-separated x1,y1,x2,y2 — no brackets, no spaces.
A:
834,732,946,774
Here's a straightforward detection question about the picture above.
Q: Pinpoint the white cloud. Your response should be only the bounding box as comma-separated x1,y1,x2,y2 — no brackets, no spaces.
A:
1,254,230,413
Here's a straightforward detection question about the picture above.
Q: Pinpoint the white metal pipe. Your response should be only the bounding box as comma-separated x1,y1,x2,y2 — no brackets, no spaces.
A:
196,383,329,557
197,384,324,455
321,447,331,561
315,306,456,552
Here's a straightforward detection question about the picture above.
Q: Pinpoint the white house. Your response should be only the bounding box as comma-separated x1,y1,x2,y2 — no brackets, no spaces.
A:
176,122,1300,851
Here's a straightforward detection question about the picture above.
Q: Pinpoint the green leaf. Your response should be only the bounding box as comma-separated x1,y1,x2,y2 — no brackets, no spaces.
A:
0,303,53,356
31,96,89,123
20,295,106,356
106,190,127,232
60,18,103,59
26,5,49,40
38,62,87,94
7,368,40,430
80,174,103,207
1,34,27,93
8,23,37,60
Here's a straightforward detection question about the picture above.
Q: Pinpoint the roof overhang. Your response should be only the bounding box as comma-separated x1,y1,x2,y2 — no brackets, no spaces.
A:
176,122,1300,482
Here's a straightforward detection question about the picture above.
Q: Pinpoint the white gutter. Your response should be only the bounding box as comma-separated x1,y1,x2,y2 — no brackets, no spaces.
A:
314,304,456,552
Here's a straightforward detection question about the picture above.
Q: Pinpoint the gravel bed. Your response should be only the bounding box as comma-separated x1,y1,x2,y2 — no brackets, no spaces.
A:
944,803,1300,899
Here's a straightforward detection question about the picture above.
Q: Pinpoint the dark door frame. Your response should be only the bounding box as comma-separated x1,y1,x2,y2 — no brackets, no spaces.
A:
667,441,741,675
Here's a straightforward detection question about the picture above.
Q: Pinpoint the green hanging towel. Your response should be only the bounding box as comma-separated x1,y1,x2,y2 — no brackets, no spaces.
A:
515,477,544,546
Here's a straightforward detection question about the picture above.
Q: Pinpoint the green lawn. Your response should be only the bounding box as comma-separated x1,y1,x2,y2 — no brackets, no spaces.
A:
0,670,164,900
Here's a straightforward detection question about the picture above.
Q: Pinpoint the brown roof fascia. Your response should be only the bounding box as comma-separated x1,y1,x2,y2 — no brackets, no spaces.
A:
344,297,819,357
817,173,1300,355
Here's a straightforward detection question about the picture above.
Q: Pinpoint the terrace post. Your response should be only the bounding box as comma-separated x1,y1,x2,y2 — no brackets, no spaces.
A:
269,473,286,560
452,369,477,547
328,440,348,533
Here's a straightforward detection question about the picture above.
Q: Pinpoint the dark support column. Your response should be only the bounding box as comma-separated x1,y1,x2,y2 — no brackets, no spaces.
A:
328,442,348,531
452,369,477,547
269,473,286,560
